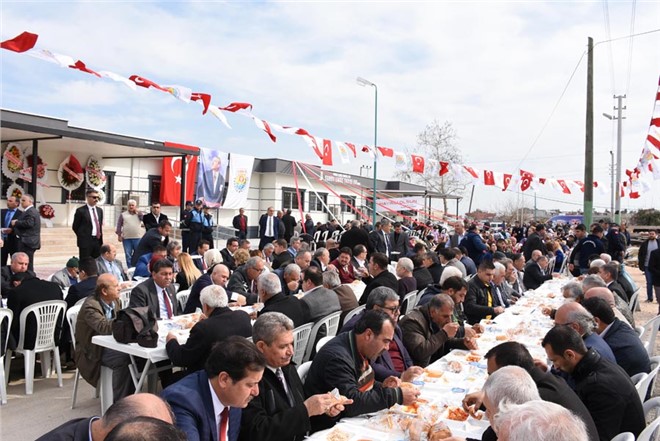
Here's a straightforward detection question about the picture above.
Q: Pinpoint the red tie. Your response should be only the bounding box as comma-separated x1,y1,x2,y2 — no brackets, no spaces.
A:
162,288,173,319
219,407,229,441
92,207,101,239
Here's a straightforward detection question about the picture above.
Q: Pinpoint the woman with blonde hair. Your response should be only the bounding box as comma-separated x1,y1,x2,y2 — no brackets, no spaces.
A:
234,248,250,267
176,252,202,291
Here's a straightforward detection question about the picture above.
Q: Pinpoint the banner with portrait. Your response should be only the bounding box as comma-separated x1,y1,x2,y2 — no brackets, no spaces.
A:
223,153,255,209
196,148,229,207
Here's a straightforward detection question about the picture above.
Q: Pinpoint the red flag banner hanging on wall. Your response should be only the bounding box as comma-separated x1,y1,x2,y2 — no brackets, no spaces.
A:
160,154,198,206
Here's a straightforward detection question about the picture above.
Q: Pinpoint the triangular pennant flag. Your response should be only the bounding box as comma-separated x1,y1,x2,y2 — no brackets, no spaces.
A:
99,70,137,90
163,85,192,103
483,170,495,186
345,142,357,158
129,75,169,92
556,179,571,194
439,161,450,176
26,48,74,67
411,155,425,173
463,166,479,179
252,117,276,142
69,60,101,77
426,160,439,177
191,93,212,114
377,146,394,157
220,102,253,113
208,105,232,128
336,142,351,164
502,173,513,191
361,145,375,159
651,156,660,180
304,136,324,161
1,31,38,53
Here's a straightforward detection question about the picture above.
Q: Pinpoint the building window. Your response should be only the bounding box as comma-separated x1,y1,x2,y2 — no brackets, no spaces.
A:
61,172,115,204
282,187,304,210
149,175,161,205
340,195,357,213
309,193,328,213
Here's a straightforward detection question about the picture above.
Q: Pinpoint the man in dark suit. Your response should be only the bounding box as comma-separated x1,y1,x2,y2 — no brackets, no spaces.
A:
131,220,172,267
166,285,252,373
196,153,226,205
232,208,248,240
1,252,34,294
65,258,99,310
523,223,548,262
72,189,104,260
7,272,63,350
1,196,21,265
162,336,266,441
142,202,168,232
339,220,370,253
599,262,628,302
258,207,280,250
11,194,41,271
257,272,307,327
373,220,393,258
522,254,554,291
220,237,239,271
583,296,651,377
240,313,348,441
96,243,128,281
359,252,398,306
281,209,297,243
36,393,175,441
299,268,341,324
390,222,409,262
128,259,178,319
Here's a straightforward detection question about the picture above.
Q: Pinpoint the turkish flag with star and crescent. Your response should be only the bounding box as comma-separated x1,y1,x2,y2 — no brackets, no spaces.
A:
519,170,534,192
411,155,425,173
160,154,198,206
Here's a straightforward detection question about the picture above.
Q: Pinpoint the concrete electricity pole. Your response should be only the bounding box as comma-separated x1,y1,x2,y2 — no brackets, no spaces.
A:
603,95,626,225
583,37,594,228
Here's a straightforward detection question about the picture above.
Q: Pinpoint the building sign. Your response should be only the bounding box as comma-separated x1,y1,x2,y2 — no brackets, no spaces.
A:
322,171,362,186
375,196,425,213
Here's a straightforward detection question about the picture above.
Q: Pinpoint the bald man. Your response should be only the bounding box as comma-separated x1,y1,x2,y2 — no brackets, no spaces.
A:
584,287,633,328
37,393,173,441
554,302,615,363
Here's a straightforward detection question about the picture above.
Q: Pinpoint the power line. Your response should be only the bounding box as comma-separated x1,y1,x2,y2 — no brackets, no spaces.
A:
601,0,616,94
625,0,637,95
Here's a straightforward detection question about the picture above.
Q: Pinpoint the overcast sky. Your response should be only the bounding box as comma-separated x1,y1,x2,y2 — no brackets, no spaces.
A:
2,1,659,215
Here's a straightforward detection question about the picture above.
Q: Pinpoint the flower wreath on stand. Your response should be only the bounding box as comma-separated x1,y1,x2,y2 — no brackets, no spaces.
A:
2,142,25,181
39,204,55,228
58,154,85,193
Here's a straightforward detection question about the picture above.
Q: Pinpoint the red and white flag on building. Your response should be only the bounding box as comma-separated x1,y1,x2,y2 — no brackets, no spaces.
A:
411,155,425,174
160,154,198,206
336,142,351,164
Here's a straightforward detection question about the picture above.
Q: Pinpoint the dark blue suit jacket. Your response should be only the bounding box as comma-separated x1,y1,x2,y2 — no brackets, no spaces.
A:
258,214,280,239
602,318,651,377
162,370,241,441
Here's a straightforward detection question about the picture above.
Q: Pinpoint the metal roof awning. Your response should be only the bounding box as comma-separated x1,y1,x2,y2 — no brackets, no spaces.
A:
0,109,200,157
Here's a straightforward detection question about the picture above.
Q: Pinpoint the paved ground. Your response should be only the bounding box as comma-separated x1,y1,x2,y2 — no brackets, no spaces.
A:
1,267,658,440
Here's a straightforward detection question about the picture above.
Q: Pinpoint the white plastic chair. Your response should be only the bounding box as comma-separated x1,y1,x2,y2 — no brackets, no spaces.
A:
303,311,342,362
4,300,67,395
176,290,191,312
636,326,645,338
297,361,312,385
637,415,660,441
343,305,366,325
629,290,640,312
610,433,634,441
66,305,82,408
0,308,13,405
401,290,418,315
291,323,313,366
315,336,333,353
119,291,131,310
635,363,660,402
641,315,660,357
643,396,660,420
126,267,136,280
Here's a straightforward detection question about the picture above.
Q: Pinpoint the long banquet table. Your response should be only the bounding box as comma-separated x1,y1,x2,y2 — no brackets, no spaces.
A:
307,278,568,441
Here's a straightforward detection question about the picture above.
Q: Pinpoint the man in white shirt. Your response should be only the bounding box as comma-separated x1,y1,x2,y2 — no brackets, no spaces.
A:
96,243,128,281
258,207,280,250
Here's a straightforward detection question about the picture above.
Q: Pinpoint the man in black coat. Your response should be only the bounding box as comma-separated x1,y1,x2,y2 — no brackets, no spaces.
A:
522,223,547,262
280,209,296,243
258,207,280,250
7,272,63,350
219,237,239,271
339,220,371,252
166,284,252,373
142,202,168,232
72,189,104,260
257,272,306,328
1,195,21,265
462,341,599,441
522,254,553,291
359,252,398,306
0,252,34,295
582,296,651,377
542,325,645,441
240,312,349,441
11,194,41,271
464,260,505,324
128,259,179,319
131,220,172,267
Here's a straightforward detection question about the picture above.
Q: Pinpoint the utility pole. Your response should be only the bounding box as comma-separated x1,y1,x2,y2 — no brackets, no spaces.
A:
534,192,537,222
603,95,625,224
583,37,594,228
609,150,615,216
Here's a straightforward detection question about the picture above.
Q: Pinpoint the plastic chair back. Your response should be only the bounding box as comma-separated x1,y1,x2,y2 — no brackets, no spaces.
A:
297,361,312,385
303,311,341,362
636,363,660,402
176,290,191,312
629,290,640,312
344,305,366,325
316,336,333,353
291,323,313,366
66,305,82,350
17,301,67,352
642,315,660,357
637,414,660,441
0,308,13,404
401,291,418,315
610,433,634,441
126,267,136,280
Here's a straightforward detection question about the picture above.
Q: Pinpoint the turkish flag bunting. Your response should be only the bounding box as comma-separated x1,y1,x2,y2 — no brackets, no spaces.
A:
411,155,425,173
191,93,212,114
519,170,534,192
556,179,571,194
502,173,513,191
220,102,253,112
253,117,276,142
70,60,101,77
1,31,38,53
463,166,479,179
377,147,394,157
483,170,495,186
539,178,546,185
322,139,333,166
129,75,168,92
648,134,660,150
574,180,585,192
439,161,450,176
345,142,357,157
160,154,198,206
304,136,324,161
651,118,660,127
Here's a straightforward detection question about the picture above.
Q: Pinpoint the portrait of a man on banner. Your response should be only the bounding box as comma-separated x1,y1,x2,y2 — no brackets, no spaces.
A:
196,148,229,207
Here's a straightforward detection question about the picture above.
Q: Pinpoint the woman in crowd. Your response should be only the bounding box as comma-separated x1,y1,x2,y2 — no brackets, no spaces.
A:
176,252,202,292
234,248,250,267
167,240,183,273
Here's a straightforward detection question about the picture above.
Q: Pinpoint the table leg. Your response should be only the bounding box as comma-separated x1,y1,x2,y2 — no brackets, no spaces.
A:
99,366,113,415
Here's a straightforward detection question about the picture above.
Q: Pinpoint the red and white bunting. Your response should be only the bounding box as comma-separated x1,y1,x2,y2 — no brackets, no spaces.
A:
411,155,425,174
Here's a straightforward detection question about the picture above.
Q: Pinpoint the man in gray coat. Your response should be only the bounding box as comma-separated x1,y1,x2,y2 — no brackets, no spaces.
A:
299,267,340,323
11,194,40,271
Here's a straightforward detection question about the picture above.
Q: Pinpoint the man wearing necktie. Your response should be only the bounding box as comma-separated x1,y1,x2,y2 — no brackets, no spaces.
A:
162,337,266,441
258,207,280,250
96,244,128,281
129,258,178,320
72,189,104,260
240,312,350,441
1,196,21,265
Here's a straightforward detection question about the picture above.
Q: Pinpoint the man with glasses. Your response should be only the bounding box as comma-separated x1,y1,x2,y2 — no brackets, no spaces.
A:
400,293,477,367
340,287,423,382
226,256,263,305
143,203,168,232
72,189,104,259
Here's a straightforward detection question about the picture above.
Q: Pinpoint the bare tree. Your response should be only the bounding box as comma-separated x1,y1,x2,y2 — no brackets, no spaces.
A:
495,195,534,224
394,120,467,214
